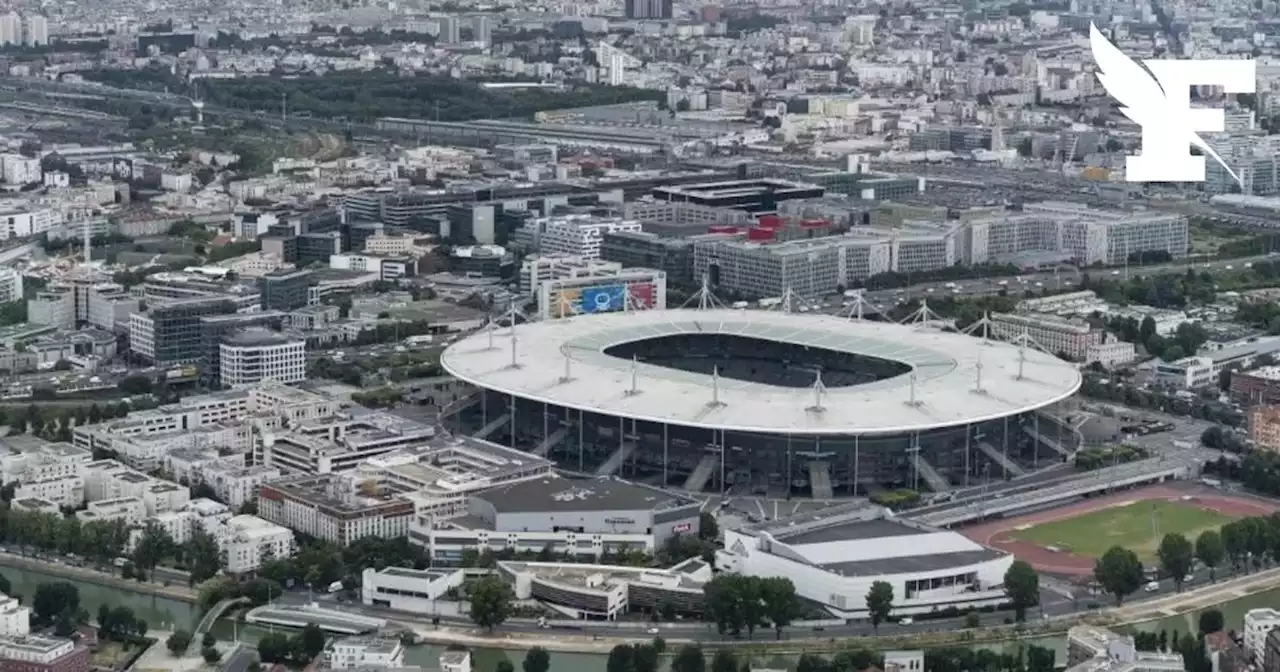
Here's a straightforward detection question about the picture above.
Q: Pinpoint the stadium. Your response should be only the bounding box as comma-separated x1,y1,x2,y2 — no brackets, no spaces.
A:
440,308,1083,497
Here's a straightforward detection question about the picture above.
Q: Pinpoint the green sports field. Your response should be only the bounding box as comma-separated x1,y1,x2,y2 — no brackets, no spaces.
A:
1007,500,1238,561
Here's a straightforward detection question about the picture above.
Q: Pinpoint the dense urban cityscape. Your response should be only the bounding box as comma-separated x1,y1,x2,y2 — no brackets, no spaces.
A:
0,1,1274,672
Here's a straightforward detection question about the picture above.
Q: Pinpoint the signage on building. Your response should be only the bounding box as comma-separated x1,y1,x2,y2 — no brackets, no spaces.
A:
604,517,636,525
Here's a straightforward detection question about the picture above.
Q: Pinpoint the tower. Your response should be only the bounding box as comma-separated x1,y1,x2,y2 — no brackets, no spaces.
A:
82,218,92,265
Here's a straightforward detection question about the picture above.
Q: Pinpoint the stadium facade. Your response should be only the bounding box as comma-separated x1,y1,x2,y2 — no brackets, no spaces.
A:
441,308,1082,495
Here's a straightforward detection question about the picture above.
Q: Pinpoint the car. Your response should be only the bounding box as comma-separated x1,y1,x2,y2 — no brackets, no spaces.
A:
646,627,660,635
899,617,914,625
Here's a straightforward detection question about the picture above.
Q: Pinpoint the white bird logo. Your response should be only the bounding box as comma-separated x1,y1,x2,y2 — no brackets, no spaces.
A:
1090,22,1242,187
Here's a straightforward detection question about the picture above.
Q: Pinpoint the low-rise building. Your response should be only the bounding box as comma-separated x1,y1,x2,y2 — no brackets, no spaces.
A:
0,636,88,672
1246,609,1280,664
219,514,295,574
258,473,414,545
1066,626,1184,672
77,496,145,525
261,411,435,475
327,637,405,670
497,558,710,620
360,567,467,613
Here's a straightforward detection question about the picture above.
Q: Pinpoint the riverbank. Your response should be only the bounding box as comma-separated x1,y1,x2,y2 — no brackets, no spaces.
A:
0,553,197,603
404,565,1280,655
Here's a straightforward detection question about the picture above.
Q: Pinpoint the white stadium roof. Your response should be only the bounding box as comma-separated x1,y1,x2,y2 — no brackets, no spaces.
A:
441,309,1082,436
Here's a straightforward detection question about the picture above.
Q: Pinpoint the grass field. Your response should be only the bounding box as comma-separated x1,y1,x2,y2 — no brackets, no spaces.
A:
1008,500,1238,561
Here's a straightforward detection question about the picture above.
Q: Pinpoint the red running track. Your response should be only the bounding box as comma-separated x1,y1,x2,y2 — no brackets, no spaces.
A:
959,483,1280,577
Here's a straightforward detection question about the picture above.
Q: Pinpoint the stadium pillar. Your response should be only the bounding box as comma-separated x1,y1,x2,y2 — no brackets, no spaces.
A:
481,389,487,426
509,394,515,450
852,435,859,496
1033,413,1039,469
964,425,971,488
631,418,638,476
578,408,585,472
619,416,625,473
1001,416,1009,480
719,429,726,496
785,435,792,496
543,402,548,448
662,423,668,485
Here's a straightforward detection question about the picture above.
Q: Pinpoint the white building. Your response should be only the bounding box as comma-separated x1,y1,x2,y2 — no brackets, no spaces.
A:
77,496,146,525
0,593,30,637
536,269,667,320
328,637,405,670
203,462,281,510
989,312,1101,361
22,14,46,46
0,13,19,45
220,514,296,574
1244,608,1280,664
716,513,1013,618
219,329,306,388
1,155,41,186
0,207,59,238
528,215,642,259
439,650,471,672
360,567,466,613
0,267,22,304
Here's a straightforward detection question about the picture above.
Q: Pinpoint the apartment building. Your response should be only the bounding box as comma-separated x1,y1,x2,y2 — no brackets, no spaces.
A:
220,514,296,574
518,215,643,259
258,473,415,545
202,463,281,510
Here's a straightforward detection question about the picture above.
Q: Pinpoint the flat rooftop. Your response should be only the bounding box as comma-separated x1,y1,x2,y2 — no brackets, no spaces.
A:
475,477,695,514
821,549,1004,577
775,518,929,546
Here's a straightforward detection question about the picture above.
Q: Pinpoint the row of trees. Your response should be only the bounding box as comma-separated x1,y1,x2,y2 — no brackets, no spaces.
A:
1080,373,1244,428
1074,444,1150,470
703,575,802,639
1092,525,1229,605
493,646,550,672
96,604,149,640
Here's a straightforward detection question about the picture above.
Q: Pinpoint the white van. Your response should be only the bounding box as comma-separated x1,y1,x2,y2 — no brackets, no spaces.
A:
1144,581,1159,592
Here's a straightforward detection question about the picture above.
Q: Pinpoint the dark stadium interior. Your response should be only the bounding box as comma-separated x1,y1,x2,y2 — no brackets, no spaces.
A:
601,333,913,388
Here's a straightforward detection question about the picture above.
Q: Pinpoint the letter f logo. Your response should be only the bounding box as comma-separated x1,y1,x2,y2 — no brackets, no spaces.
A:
1090,23,1255,186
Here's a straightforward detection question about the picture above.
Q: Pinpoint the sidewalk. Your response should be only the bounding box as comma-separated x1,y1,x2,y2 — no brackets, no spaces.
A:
0,553,197,602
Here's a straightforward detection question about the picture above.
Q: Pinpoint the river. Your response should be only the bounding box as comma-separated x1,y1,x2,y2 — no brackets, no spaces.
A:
1,564,1273,672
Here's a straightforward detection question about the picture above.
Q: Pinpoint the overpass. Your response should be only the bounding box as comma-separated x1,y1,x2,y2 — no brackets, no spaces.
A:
908,458,1196,528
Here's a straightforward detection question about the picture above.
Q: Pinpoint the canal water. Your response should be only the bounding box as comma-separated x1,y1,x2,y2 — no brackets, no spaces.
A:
2,563,1277,672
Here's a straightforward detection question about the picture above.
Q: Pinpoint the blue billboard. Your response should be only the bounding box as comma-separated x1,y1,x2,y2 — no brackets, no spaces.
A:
580,284,625,314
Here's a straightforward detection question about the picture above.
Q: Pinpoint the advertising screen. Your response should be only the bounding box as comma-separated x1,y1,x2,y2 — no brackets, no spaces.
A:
627,282,654,309
580,285,625,314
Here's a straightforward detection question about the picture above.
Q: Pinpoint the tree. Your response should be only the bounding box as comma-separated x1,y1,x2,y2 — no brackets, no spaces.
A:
166,630,192,656
670,645,706,672
201,647,221,664
1003,560,1040,622
759,577,801,639
1094,546,1145,605
256,632,292,664
1199,608,1225,635
866,581,894,630
0,573,10,596
1027,645,1055,672
699,512,719,541
497,663,515,672
299,623,326,661
202,632,216,648
1158,533,1195,591
1195,530,1225,581
523,647,550,672
31,582,79,627
469,575,514,631
606,644,634,672
711,650,738,672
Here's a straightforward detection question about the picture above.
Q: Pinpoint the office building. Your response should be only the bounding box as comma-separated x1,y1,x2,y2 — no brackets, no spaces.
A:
601,231,695,287
0,13,19,45
0,269,22,305
199,311,287,388
518,254,622,295
18,15,41,46
1246,609,1280,665
440,16,460,43
1232,367,1280,407
260,411,436,475
1265,629,1280,672
296,231,343,266
497,558,709,620
1249,406,1280,453
519,215,642,259
329,253,417,281
259,268,313,311
129,298,236,366
624,0,673,19
219,329,306,388
989,312,1101,361
652,179,824,213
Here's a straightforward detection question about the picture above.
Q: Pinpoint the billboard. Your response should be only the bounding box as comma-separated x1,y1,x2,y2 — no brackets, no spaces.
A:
580,284,625,314
627,282,654,309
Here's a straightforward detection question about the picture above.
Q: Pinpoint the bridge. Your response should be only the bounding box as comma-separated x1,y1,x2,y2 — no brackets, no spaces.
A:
190,598,248,655
908,458,1195,528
